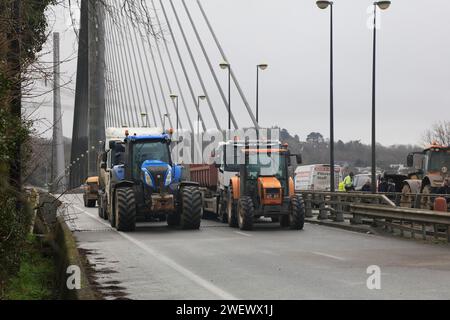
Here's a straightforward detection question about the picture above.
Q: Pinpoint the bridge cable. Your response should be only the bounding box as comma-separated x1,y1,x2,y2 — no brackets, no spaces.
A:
129,25,158,128
181,0,238,130
105,14,134,127
166,0,221,130
103,19,121,127
124,14,157,127
150,0,198,132
146,10,193,132
196,0,259,130
138,15,175,129
115,3,147,127
156,0,208,131
110,5,142,127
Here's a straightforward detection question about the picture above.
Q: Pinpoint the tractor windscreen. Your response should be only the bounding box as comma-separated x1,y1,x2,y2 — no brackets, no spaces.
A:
132,140,171,178
246,151,286,179
428,149,450,172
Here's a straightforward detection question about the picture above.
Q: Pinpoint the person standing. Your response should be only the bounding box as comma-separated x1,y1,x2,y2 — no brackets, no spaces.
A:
343,172,355,192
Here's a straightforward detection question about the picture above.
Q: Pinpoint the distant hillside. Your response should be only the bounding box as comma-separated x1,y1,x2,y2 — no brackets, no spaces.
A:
278,128,421,171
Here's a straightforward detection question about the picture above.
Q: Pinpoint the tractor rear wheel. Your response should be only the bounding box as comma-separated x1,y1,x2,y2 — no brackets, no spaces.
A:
421,184,433,210
179,186,202,230
289,195,305,230
98,196,105,219
115,188,136,232
400,184,413,208
238,196,254,231
227,187,238,228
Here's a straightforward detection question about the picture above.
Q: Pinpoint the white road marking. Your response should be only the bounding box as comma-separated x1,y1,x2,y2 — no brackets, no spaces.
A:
311,251,346,261
234,231,252,237
72,203,238,300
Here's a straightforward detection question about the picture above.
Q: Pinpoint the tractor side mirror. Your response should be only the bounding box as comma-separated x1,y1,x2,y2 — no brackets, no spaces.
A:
296,154,303,165
406,153,414,167
100,162,107,170
109,140,116,150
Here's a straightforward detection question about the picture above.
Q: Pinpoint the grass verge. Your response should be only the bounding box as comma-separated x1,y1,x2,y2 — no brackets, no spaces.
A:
3,235,55,300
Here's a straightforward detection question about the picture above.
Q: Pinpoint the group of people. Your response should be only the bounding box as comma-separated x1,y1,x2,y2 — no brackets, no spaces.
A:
338,172,450,197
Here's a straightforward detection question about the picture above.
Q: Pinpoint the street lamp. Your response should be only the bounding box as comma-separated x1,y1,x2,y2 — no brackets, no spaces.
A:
371,1,391,193
163,113,170,132
316,0,335,192
140,113,149,128
220,61,231,130
197,95,206,135
170,94,179,132
256,63,268,125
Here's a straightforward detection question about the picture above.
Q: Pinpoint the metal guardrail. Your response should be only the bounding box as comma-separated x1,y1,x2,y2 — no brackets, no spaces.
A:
297,190,450,242
350,204,450,242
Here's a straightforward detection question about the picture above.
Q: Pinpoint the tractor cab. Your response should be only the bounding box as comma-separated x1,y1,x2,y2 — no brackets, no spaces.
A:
406,144,450,191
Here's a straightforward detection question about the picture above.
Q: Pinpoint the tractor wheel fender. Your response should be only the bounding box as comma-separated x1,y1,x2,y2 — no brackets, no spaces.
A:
289,177,295,198
402,180,421,194
230,177,240,200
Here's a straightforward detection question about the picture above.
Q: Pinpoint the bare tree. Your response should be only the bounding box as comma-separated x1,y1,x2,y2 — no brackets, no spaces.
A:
422,121,450,146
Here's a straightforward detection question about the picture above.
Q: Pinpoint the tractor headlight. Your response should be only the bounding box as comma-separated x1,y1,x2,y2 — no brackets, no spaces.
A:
164,169,172,186
144,171,154,188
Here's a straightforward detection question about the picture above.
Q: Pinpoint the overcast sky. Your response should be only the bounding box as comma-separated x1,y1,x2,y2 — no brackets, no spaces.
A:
27,0,450,146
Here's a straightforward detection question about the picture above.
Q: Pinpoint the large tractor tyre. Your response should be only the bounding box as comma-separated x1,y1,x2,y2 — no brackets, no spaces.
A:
98,196,105,219
114,188,136,232
400,184,413,208
179,186,202,230
289,195,305,230
421,184,433,210
238,196,254,231
227,187,238,228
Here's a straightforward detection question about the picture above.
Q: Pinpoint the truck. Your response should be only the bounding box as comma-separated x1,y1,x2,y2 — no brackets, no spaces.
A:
193,139,305,230
401,143,450,208
294,164,342,191
83,176,99,207
97,127,202,231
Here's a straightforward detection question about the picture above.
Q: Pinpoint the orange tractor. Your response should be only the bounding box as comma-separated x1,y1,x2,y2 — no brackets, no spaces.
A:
225,140,305,230
401,143,450,208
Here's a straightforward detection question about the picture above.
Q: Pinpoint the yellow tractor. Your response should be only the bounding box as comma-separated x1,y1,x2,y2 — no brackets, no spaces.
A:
401,143,450,208
225,140,304,230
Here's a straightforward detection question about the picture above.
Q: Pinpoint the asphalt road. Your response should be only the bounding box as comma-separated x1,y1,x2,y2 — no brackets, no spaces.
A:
61,193,450,300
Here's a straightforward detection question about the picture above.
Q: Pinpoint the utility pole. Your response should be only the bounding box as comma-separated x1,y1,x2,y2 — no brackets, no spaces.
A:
7,0,22,198
51,32,66,193
87,0,106,177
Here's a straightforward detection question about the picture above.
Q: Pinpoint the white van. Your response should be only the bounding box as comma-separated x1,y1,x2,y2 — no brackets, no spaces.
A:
294,164,342,191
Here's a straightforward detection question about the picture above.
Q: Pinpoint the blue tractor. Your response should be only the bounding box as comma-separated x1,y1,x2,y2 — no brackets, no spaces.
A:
99,132,202,232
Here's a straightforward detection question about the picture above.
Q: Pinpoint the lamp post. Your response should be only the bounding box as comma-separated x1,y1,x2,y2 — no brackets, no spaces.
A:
220,62,231,130
140,113,149,128
316,0,335,192
197,95,206,135
170,94,179,132
163,113,170,132
256,63,268,125
371,1,391,193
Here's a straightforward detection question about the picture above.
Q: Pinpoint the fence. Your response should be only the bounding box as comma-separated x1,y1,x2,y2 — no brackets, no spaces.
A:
297,190,450,242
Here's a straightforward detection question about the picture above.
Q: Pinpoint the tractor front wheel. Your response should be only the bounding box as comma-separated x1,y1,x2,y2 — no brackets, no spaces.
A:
115,188,136,232
179,186,202,230
288,195,305,230
238,196,254,231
